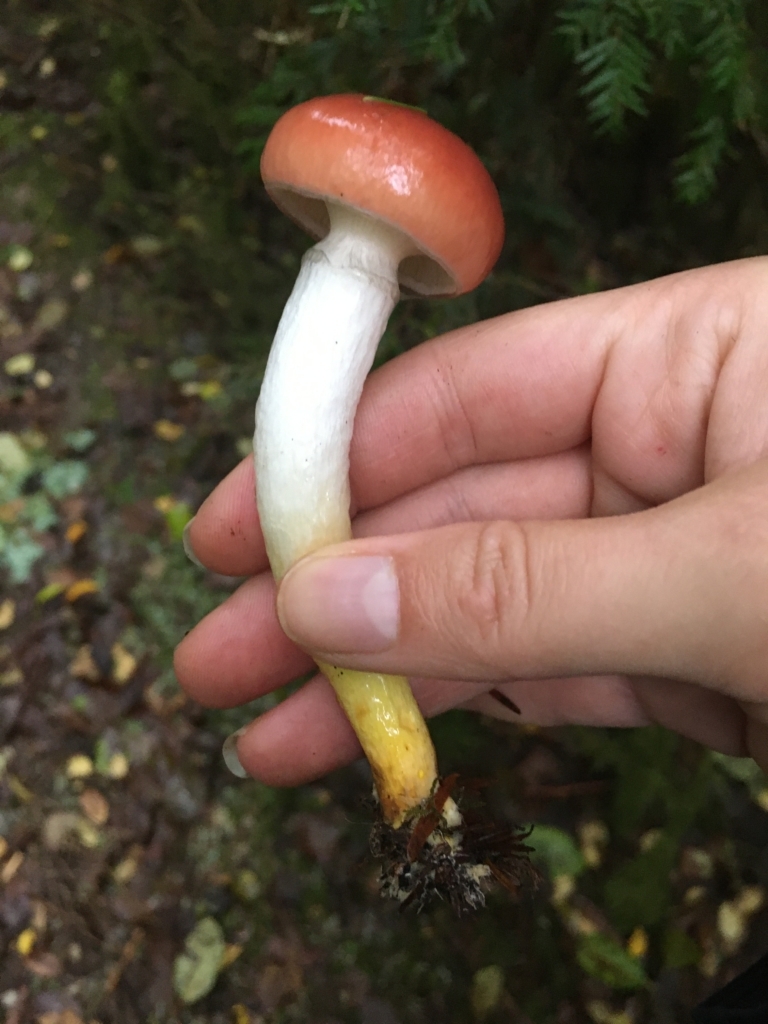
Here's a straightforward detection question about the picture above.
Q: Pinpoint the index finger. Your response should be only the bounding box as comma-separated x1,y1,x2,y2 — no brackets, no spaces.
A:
186,286,619,574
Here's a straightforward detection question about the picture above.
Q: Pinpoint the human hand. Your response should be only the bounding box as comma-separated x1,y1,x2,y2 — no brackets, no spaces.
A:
174,257,768,782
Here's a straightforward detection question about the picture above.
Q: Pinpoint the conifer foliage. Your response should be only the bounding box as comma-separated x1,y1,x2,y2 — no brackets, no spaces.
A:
559,0,766,201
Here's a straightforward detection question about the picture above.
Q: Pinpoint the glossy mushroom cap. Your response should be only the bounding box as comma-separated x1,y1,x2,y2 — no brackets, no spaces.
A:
261,94,504,297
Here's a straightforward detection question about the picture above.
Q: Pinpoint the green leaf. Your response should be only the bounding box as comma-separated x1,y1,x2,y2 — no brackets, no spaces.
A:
165,502,193,542
663,927,701,970
2,531,45,583
64,429,97,452
528,825,586,878
42,460,88,498
576,932,648,991
471,965,505,1019
604,833,676,930
173,917,226,1004
22,493,56,532
0,433,31,477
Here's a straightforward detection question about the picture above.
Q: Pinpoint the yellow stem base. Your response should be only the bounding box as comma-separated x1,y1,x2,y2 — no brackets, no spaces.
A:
318,661,437,828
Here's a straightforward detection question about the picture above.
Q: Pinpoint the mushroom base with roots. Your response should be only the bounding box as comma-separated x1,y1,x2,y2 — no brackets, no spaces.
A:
370,775,540,913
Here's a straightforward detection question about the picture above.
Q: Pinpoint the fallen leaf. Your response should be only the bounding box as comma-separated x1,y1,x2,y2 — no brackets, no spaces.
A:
110,642,136,684
2,850,25,883
66,754,94,779
0,667,23,687
8,775,33,802
7,246,33,272
36,583,65,604
153,419,185,442
198,380,222,400
4,353,35,376
131,235,164,258
33,299,68,334
79,789,109,826
65,520,87,544
472,965,505,1019
0,433,31,473
112,847,142,883
65,579,99,602
735,886,765,917
221,944,243,969
627,927,648,958
107,752,129,779
70,645,100,682
77,819,100,849
16,928,36,956
173,917,226,1004
152,495,176,514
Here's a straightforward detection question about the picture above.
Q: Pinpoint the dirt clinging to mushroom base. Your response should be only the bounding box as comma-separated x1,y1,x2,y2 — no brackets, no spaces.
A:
370,775,540,913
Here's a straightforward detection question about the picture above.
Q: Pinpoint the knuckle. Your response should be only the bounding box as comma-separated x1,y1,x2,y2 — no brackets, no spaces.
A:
452,521,532,661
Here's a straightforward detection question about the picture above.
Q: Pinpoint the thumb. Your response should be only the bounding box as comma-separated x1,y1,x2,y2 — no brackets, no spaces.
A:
275,477,755,690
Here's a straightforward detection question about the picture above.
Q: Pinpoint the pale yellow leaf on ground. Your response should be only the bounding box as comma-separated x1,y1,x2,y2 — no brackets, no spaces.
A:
153,419,185,442
1,667,23,687
33,298,69,333
471,965,505,1019
2,850,25,882
173,917,226,1004
8,774,33,802
66,754,94,778
107,752,129,779
5,353,35,376
111,643,137,684
153,494,176,513
220,944,243,969
70,645,100,682
0,599,17,629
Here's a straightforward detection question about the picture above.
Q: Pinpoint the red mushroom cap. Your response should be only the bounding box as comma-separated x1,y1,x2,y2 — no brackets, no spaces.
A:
260,94,504,297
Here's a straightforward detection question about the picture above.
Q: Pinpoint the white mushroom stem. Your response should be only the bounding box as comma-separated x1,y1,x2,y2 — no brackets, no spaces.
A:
254,203,440,827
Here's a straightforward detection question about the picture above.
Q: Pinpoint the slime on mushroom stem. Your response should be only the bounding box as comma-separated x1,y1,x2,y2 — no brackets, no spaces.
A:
254,201,439,828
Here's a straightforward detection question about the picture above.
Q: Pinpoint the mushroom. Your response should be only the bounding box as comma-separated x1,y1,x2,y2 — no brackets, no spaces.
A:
256,95,527,907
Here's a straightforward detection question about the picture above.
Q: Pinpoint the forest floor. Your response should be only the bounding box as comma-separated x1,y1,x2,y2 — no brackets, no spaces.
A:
2,12,768,1024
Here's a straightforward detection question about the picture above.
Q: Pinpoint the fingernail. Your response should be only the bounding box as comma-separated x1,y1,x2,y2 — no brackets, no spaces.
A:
222,727,248,778
182,517,205,569
278,555,399,654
